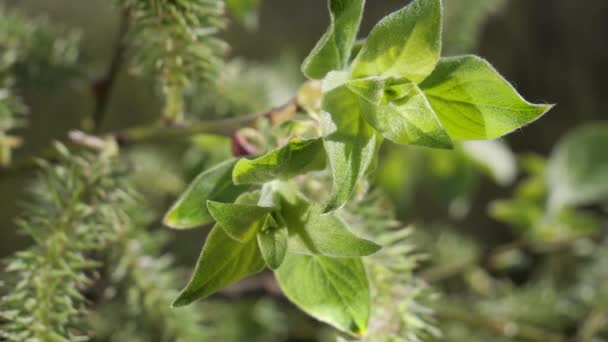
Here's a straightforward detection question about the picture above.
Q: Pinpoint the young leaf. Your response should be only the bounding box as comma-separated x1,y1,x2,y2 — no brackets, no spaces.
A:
275,253,370,336
321,86,380,212
302,0,365,79
232,138,327,185
207,201,273,242
351,0,442,83
547,123,608,210
257,215,288,269
279,190,380,257
420,55,553,140
164,160,249,229
172,226,265,307
347,77,452,148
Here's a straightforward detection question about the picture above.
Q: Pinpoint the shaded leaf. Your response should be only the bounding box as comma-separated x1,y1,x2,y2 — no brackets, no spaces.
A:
420,55,552,140
276,253,370,336
172,226,265,306
321,86,380,212
257,215,288,269
279,190,380,257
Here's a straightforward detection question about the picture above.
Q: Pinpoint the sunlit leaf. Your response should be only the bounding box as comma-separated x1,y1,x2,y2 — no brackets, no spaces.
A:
164,160,249,229
351,0,442,83
302,0,365,79
275,253,370,336
233,138,326,185
420,55,552,140
347,77,452,148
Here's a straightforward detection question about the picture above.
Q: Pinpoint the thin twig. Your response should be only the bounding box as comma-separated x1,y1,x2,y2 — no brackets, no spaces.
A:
91,8,131,133
115,97,297,145
0,97,299,177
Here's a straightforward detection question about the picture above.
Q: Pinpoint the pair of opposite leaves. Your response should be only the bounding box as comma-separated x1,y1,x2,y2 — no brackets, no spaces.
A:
165,0,552,336
165,159,379,336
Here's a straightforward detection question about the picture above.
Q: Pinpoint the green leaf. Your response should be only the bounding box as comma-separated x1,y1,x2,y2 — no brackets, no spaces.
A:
275,253,370,336
232,138,327,185
321,85,380,212
351,0,442,83
256,216,288,269
547,123,608,210
347,77,452,148
279,189,380,257
302,0,365,79
420,55,552,140
172,226,265,306
164,160,249,229
207,201,273,242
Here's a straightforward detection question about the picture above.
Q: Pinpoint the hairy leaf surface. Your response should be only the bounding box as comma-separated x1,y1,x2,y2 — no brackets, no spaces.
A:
233,138,326,185
302,0,365,79
347,77,452,148
321,86,380,212
257,216,288,269
351,0,442,83
420,55,552,140
164,160,249,229
279,190,380,257
207,201,273,242
172,226,265,306
276,253,370,336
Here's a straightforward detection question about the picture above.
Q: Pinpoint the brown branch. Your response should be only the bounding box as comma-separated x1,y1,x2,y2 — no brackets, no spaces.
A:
91,8,131,133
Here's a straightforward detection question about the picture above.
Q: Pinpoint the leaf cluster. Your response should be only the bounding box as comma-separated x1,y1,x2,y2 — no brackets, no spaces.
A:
162,0,550,336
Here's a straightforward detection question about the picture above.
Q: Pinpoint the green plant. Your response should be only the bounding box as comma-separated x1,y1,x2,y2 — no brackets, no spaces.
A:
163,0,551,337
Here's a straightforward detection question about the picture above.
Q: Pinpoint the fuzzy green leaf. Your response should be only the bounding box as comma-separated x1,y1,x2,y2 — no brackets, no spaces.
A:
420,55,552,140
302,0,365,79
547,123,608,210
256,216,288,270
279,190,380,257
164,160,249,229
351,0,442,83
347,77,452,148
321,86,380,212
275,253,370,336
232,138,327,185
172,226,265,306
207,201,274,242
